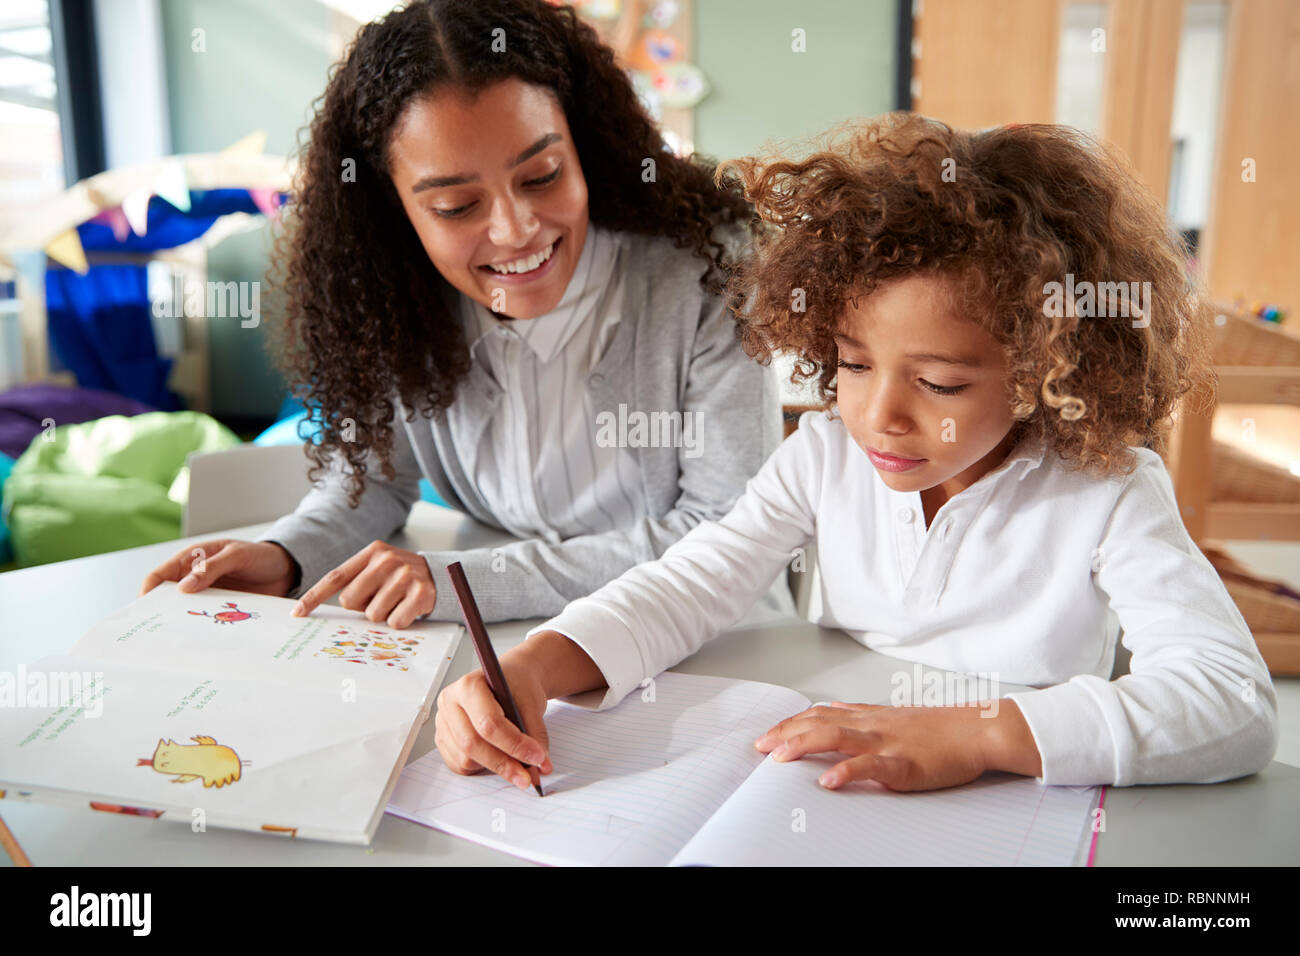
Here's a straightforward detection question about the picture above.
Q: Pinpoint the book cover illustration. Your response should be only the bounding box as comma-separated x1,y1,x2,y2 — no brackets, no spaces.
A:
68,585,455,696
314,624,426,669
187,602,259,624
140,734,247,788
0,583,464,843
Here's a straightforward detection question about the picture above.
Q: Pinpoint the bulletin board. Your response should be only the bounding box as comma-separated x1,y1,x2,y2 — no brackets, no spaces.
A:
561,0,705,157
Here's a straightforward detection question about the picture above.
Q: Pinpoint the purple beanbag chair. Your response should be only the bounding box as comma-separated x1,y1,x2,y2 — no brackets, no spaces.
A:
0,383,157,460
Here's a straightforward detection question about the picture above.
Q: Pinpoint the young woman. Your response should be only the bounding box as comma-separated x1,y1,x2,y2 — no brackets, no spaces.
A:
140,0,788,625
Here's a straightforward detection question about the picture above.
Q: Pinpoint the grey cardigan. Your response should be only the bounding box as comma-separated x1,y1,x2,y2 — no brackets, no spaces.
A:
255,229,787,622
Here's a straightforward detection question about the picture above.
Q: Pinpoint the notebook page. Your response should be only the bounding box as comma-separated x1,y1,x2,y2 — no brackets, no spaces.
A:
672,753,1101,866
386,673,811,866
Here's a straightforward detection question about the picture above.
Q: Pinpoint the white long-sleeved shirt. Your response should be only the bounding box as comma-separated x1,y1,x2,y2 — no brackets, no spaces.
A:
527,408,1279,787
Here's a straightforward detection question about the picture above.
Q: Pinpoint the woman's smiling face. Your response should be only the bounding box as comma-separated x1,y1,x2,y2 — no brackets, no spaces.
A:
832,273,1020,503
386,77,590,319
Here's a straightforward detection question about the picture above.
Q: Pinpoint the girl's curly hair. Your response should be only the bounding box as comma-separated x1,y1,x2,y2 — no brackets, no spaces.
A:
717,111,1218,478
267,0,753,507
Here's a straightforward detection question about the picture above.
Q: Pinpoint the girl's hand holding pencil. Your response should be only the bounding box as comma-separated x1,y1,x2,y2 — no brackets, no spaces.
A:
434,657,553,791
433,629,608,790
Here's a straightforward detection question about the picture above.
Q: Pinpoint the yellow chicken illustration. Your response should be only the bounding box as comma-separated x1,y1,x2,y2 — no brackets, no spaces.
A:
139,735,244,788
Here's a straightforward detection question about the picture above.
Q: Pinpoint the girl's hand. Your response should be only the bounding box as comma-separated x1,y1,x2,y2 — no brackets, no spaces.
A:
433,655,553,791
291,540,434,629
754,700,1040,792
139,539,297,598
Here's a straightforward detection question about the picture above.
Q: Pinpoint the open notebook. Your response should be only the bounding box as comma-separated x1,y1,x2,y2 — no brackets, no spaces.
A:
0,582,461,844
386,672,1101,866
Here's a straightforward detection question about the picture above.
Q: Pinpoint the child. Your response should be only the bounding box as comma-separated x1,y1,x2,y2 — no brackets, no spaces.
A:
433,112,1278,793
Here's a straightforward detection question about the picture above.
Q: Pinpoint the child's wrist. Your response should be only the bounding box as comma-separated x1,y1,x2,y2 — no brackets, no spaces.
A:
980,699,1043,777
510,629,605,700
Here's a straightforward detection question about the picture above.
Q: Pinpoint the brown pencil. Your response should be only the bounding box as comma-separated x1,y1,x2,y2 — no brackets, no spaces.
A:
445,562,544,797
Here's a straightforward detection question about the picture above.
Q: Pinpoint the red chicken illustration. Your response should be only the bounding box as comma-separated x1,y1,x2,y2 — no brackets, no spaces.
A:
188,601,259,624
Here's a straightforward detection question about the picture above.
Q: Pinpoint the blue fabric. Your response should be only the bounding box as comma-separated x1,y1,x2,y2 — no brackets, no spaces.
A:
254,409,320,447
254,403,449,508
422,480,452,509
275,394,306,422
78,189,287,253
45,264,180,410
39,190,291,413
0,450,12,563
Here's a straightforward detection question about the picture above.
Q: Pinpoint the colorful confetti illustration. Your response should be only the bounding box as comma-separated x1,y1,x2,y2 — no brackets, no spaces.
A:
312,624,425,670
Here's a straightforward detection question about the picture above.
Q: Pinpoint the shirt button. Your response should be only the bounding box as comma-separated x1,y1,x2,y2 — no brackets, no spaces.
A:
941,519,953,539
898,508,914,523
590,374,604,385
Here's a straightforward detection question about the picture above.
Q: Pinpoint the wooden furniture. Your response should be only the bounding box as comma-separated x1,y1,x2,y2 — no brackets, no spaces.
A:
1168,306,1300,544
1166,304,1300,674
914,0,1300,316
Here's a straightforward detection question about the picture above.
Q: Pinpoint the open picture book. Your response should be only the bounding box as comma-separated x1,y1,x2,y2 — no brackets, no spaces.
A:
386,672,1102,866
0,582,461,845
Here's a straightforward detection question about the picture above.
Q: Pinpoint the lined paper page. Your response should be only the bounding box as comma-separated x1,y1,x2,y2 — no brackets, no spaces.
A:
386,673,811,866
673,753,1100,866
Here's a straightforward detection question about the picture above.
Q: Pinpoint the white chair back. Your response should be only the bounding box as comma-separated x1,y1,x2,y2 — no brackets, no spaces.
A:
183,443,317,537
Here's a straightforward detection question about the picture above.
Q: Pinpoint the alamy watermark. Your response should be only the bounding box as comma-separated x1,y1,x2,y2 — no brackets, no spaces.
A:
594,404,703,459
889,663,1001,717
152,276,261,328
1042,273,1151,328
0,665,106,719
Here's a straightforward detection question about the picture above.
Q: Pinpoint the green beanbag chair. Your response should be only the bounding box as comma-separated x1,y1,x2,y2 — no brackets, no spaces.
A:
2,411,241,567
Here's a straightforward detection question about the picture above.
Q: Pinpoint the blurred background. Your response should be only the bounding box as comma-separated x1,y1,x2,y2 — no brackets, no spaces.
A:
0,0,1296,671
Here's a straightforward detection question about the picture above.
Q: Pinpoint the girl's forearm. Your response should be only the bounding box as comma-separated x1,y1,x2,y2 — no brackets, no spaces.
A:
982,699,1044,778
508,629,608,700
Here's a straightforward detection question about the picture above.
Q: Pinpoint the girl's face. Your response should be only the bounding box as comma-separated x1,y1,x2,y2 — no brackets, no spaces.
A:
832,274,1019,503
387,77,590,320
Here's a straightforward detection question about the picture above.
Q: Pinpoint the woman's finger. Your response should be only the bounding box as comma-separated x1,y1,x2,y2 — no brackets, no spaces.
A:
365,565,411,624
386,586,432,630
292,545,376,616
140,540,228,595
177,543,240,592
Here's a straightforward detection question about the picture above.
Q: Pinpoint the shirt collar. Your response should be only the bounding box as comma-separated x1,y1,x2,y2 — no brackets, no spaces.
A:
971,426,1048,486
1006,428,1048,482
461,225,621,364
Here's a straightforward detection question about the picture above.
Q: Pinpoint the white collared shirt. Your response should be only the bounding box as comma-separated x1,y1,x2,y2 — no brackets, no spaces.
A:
530,408,1279,787
449,224,645,542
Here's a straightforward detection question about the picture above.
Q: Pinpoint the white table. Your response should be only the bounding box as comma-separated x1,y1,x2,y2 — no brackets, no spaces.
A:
2,503,1298,865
